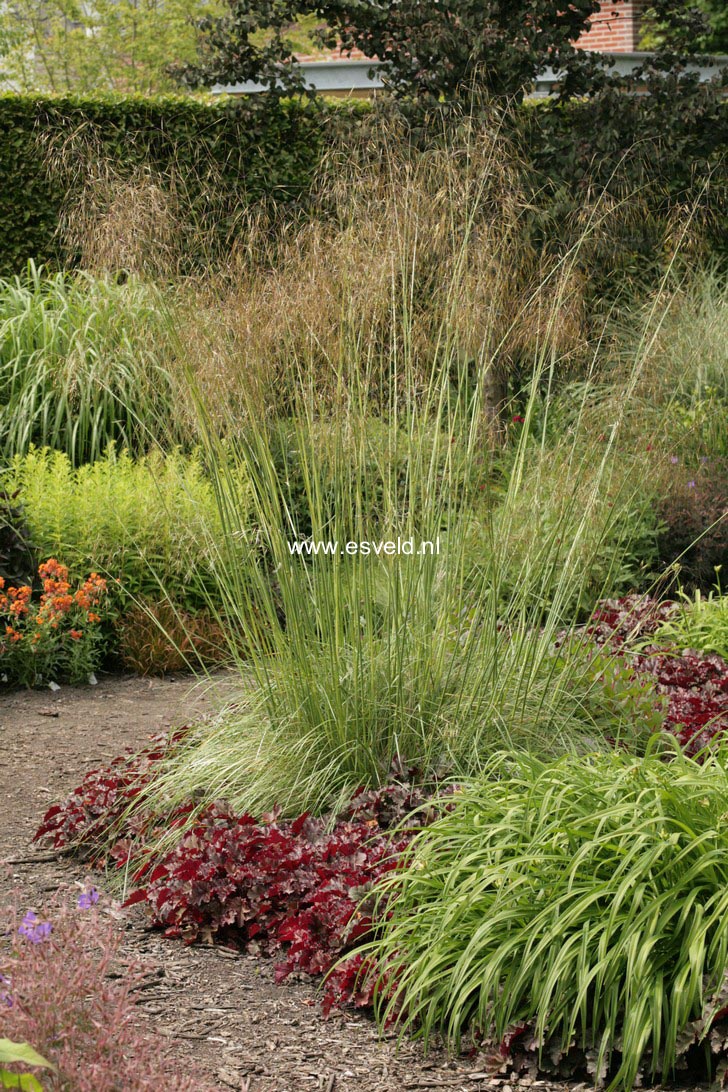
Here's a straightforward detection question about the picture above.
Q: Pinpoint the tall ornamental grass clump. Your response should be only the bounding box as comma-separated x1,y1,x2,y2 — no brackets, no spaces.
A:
0,262,179,464
629,268,728,461
363,744,728,1091
174,114,589,428
135,123,675,823
143,376,657,819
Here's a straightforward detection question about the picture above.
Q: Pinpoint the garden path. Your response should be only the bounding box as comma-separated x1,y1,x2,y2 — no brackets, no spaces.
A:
0,674,604,1091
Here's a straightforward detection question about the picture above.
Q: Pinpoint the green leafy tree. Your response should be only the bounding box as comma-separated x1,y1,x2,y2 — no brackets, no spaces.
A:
173,0,313,93
0,0,222,93
641,1,728,55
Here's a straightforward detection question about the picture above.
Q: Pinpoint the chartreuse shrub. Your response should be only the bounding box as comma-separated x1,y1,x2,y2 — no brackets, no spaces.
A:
364,744,728,1091
8,445,251,612
0,262,178,464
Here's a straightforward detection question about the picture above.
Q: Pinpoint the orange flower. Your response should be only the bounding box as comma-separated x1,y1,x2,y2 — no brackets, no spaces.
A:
69,629,83,640
87,612,101,624
5,625,22,642
39,560,71,599
8,585,31,601
75,573,107,611
38,558,68,581
42,579,70,597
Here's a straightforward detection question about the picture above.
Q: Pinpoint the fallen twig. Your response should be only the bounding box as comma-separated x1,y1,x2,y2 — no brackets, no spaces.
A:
3,846,77,865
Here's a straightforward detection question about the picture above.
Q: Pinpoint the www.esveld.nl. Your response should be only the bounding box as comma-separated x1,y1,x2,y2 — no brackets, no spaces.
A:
287,537,441,557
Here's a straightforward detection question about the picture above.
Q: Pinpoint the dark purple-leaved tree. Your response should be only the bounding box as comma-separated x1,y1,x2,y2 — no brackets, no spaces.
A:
173,0,726,103
173,0,611,101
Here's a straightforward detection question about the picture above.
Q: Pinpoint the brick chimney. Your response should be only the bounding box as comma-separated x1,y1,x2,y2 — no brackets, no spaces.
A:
575,1,646,53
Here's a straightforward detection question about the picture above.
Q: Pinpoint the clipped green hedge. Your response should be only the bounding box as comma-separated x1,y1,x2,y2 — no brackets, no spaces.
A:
515,88,728,269
1,87,725,277
0,92,368,276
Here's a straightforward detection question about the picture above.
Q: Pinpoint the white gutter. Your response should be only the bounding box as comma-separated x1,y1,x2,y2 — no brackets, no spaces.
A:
211,51,727,97
211,59,384,95
532,51,728,96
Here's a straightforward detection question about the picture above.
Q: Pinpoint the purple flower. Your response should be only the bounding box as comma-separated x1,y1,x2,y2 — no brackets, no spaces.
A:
687,480,696,489
18,910,52,944
670,456,679,464
77,887,100,910
701,456,709,464
0,973,13,1008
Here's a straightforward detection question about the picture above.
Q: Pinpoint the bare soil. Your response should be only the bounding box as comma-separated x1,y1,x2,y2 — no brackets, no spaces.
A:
0,672,678,1092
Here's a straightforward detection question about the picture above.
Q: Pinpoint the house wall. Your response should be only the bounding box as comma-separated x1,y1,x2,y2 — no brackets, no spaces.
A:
575,1,646,53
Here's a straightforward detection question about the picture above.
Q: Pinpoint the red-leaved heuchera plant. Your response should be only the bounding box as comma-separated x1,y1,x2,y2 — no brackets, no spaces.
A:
588,594,728,755
34,751,436,1011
